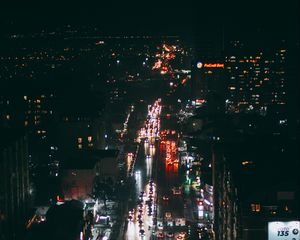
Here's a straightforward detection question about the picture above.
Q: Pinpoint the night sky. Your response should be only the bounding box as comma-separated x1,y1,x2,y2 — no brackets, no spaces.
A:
0,1,299,39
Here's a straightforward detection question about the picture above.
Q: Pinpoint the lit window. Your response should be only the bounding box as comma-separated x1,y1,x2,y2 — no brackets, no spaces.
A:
284,205,289,211
77,138,83,144
255,204,261,212
88,136,92,143
78,144,83,149
251,203,261,212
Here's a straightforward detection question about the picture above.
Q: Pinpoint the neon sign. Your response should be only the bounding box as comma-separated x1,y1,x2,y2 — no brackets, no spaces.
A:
203,63,224,68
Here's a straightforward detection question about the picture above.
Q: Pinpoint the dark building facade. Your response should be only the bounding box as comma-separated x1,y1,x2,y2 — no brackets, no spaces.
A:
191,60,225,113
191,31,225,114
212,145,240,240
61,149,119,201
0,131,30,240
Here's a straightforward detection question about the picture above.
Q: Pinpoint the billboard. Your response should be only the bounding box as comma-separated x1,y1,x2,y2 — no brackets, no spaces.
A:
196,62,224,69
268,221,300,240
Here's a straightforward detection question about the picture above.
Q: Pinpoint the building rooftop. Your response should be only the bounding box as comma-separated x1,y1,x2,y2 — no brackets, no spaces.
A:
61,149,119,170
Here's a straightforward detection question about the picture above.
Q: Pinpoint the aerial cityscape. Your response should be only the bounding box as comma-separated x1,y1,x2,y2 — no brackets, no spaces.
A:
0,3,299,240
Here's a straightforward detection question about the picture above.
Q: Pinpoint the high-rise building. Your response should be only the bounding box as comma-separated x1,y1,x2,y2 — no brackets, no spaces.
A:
191,60,225,113
190,32,225,113
225,40,287,115
57,116,106,153
0,130,30,240
23,93,56,140
212,147,239,240
0,95,25,129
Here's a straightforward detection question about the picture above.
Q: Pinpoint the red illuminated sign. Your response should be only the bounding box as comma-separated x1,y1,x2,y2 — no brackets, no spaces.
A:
203,63,224,68
196,99,205,103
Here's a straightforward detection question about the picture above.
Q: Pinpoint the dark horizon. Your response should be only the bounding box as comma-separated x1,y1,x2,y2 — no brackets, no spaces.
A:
0,1,299,40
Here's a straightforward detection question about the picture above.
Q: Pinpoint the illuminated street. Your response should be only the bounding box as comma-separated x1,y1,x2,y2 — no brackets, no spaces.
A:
1,5,298,240
125,101,194,240
125,100,161,240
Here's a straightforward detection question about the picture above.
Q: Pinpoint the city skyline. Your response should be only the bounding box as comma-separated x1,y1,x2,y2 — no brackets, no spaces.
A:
0,3,299,240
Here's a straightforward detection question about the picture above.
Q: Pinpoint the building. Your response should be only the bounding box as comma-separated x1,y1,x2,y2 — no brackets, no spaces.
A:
23,93,56,141
25,200,84,240
191,60,225,114
180,103,240,239
0,95,25,129
212,146,240,240
61,150,119,200
223,122,299,240
225,40,288,115
57,116,106,153
0,129,30,240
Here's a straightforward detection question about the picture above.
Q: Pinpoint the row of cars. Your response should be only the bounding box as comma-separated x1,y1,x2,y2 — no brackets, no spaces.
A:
138,99,161,142
157,230,186,239
128,179,156,237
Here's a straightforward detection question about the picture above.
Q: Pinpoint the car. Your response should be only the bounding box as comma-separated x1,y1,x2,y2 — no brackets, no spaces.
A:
139,229,145,236
196,198,204,205
157,231,164,238
167,232,174,238
162,195,169,201
173,189,182,195
165,212,172,219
